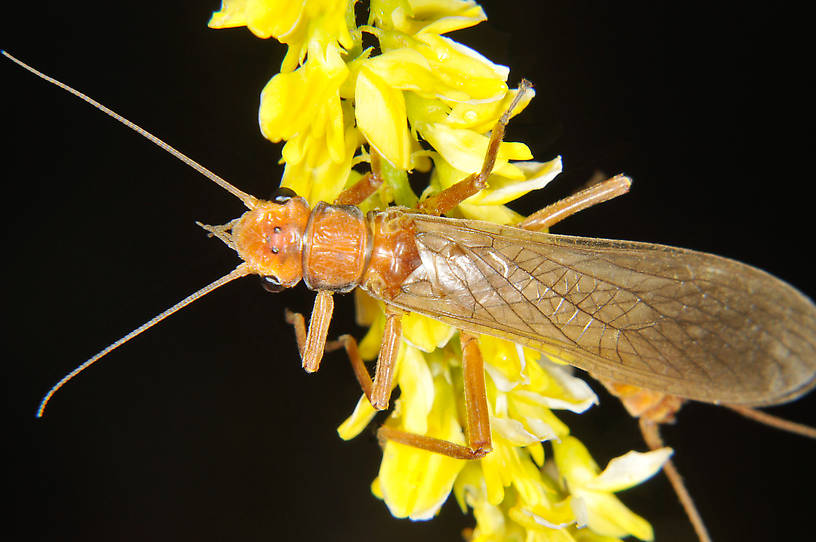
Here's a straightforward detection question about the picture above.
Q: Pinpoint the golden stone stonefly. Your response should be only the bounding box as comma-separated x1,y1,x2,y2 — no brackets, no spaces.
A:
5,49,815,542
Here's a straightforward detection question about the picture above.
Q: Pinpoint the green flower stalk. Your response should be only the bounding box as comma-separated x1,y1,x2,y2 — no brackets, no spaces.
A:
209,1,671,540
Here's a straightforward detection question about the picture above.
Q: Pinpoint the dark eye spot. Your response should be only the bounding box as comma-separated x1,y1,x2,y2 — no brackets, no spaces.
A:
273,226,281,233
271,186,298,204
271,247,279,254
260,275,285,293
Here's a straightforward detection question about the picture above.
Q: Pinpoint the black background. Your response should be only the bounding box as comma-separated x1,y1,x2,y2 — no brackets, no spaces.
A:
3,2,812,541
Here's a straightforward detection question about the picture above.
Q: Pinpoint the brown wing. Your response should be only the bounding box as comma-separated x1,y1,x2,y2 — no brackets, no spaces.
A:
377,212,816,407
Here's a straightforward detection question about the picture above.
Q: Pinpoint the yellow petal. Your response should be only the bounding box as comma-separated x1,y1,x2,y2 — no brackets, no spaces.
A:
208,0,305,39
505,399,566,442
355,67,412,169
387,0,487,36
377,357,466,519
527,441,545,467
421,122,532,180
585,448,673,493
552,436,600,487
337,393,379,440
423,154,558,225
426,154,547,224
445,85,535,133
470,501,511,541
402,312,456,353
397,345,435,434
508,501,575,531
413,33,509,101
357,310,386,360
464,157,563,207
573,492,654,541
572,530,621,542
480,335,527,392
453,461,487,512
481,438,552,508
457,202,523,225
365,48,439,92
371,476,383,498
369,30,509,104
353,289,380,327
416,7,486,36
364,47,472,103
478,442,506,505
278,0,355,71
259,43,348,153
525,357,598,414
280,125,360,204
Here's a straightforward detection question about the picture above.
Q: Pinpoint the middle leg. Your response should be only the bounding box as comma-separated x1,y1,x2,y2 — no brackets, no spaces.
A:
518,173,632,231
376,332,492,460
326,306,403,410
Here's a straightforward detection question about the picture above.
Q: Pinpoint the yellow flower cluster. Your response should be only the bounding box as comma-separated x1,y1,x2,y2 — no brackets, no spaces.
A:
209,1,671,540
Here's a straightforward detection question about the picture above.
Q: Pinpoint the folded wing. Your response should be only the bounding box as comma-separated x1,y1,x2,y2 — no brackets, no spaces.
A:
383,213,816,406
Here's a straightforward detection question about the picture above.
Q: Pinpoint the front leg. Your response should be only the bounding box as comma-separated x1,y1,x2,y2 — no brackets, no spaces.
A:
333,150,384,206
418,80,534,216
284,290,334,373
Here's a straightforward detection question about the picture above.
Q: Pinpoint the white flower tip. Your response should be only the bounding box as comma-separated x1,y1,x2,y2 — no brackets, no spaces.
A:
588,447,674,493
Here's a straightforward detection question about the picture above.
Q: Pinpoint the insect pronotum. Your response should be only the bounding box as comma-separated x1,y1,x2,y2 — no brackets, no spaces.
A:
6,49,815,542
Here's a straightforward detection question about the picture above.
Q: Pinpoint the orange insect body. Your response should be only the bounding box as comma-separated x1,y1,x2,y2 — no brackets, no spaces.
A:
230,191,816,410
303,203,370,292
233,196,423,299
604,381,686,424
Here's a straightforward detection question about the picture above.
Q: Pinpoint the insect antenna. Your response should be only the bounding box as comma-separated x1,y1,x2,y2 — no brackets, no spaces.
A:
36,265,253,418
1,50,258,209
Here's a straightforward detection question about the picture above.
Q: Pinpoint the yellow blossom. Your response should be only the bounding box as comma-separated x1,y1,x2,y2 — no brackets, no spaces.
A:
355,66,412,169
553,437,672,541
430,155,563,223
258,42,348,161
374,346,467,519
209,0,354,72
210,1,671,540
373,0,487,36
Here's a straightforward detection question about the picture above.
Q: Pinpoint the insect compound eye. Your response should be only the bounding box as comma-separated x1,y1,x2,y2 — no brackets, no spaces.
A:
270,186,298,204
260,275,286,293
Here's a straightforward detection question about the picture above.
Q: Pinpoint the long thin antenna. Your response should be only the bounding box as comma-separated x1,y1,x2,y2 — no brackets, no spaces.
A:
36,264,252,418
2,50,258,210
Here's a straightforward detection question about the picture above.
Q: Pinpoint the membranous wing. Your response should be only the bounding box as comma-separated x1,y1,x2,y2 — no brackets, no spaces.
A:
384,212,816,406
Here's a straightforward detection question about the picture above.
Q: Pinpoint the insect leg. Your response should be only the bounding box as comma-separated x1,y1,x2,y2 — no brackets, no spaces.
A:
333,151,384,206
639,419,713,542
325,307,402,410
418,80,534,216
518,173,632,231
460,332,492,453
371,308,402,409
603,381,711,540
376,332,492,460
723,404,816,439
326,334,373,400
284,290,335,373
